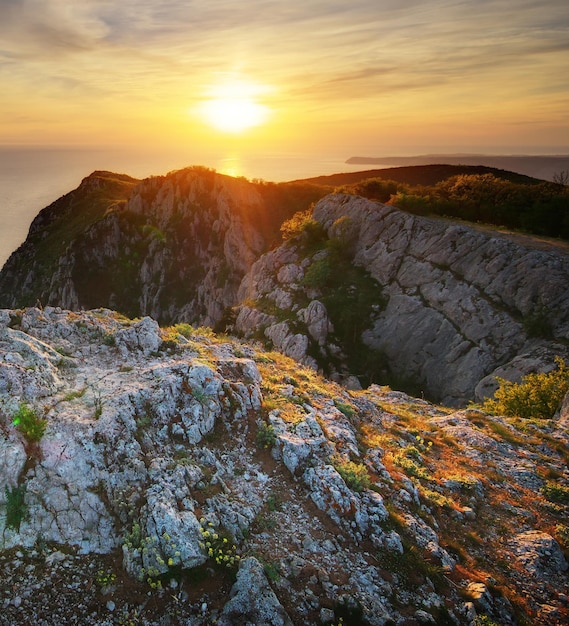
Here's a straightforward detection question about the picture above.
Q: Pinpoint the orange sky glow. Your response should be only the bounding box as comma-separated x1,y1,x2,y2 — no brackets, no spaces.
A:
1,0,568,172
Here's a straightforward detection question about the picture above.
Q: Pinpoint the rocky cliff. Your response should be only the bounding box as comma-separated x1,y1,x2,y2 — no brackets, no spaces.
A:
235,194,569,405
1,307,568,625
2,168,568,406
0,168,327,326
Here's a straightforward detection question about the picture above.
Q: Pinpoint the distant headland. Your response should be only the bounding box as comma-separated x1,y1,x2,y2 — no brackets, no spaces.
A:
346,154,569,182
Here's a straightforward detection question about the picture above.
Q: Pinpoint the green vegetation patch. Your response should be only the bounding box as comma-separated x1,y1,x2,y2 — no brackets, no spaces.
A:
333,458,371,492
283,212,387,386
13,403,47,443
385,173,569,241
334,400,356,419
483,357,569,420
5,484,28,531
255,421,277,449
542,482,569,504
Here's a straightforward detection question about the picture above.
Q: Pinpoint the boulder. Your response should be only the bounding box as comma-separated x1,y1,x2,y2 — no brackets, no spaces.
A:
218,557,293,626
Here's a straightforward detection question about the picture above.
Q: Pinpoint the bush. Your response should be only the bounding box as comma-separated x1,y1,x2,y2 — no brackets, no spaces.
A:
172,322,194,338
302,256,334,289
12,404,47,442
523,307,553,339
474,617,502,626
255,422,276,449
483,357,569,420
392,451,433,481
555,524,569,548
5,484,27,531
389,192,432,215
542,482,569,504
334,401,356,419
280,207,326,246
334,458,371,492
344,178,402,202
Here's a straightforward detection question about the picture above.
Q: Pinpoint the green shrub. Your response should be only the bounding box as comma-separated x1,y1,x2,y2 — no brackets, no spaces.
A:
102,332,116,346
255,422,276,449
334,459,371,492
266,493,281,511
263,561,281,581
542,482,569,504
523,307,553,339
392,450,433,481
12,404,47,442
555,524,569,548
473,616,502,626
389,192,432,214
302,256,334,289
420,487,455,509
5,484,27,531
172,322,194,338
342,178,402,202
280,207,325,245
334,401,356,419
483,357,569,420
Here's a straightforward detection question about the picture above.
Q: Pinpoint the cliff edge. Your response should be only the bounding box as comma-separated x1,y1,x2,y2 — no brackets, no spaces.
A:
235,194,569,405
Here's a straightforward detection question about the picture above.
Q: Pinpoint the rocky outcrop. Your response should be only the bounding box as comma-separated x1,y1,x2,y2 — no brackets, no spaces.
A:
0,168,325,326
218,556,293,626
236,193,569,405
1,307,568,625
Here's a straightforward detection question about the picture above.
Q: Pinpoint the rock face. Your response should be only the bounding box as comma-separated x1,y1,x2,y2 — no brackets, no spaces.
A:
0,169,324,326
1,307,568,625
236,194,569,405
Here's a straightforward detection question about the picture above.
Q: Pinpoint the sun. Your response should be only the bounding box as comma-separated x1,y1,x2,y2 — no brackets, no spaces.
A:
198,79,270,134
203,97,267,133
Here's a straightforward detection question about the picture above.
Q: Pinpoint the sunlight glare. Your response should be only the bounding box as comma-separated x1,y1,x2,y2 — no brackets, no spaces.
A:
198,79,271,134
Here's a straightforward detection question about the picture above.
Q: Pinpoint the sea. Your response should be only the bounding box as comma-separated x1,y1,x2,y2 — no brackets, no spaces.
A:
0,146,368,270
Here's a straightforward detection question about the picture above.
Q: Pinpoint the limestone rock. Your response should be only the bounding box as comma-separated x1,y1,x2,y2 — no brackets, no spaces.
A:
270,412,332,475
115,316,162,356
2,168,569,408
303,464,361,526
558,389,569,429
297,300,333,346
466,582,494,613
218,556,293,626
509,530,568,578
0,307,567,625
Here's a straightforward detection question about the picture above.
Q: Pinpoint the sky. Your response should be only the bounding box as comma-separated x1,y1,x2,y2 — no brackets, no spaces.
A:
1,0,569,163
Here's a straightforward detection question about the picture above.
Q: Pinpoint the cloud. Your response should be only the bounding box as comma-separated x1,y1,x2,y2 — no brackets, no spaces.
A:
1,0,568,149
0,0,109,57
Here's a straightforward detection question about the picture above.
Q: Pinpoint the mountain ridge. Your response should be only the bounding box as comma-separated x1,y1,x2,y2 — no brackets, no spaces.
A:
0,164,568,406
0,163,569,623
295,163,543,187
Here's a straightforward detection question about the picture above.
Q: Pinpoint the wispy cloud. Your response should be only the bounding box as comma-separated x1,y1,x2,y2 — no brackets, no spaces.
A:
1,0,568,150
